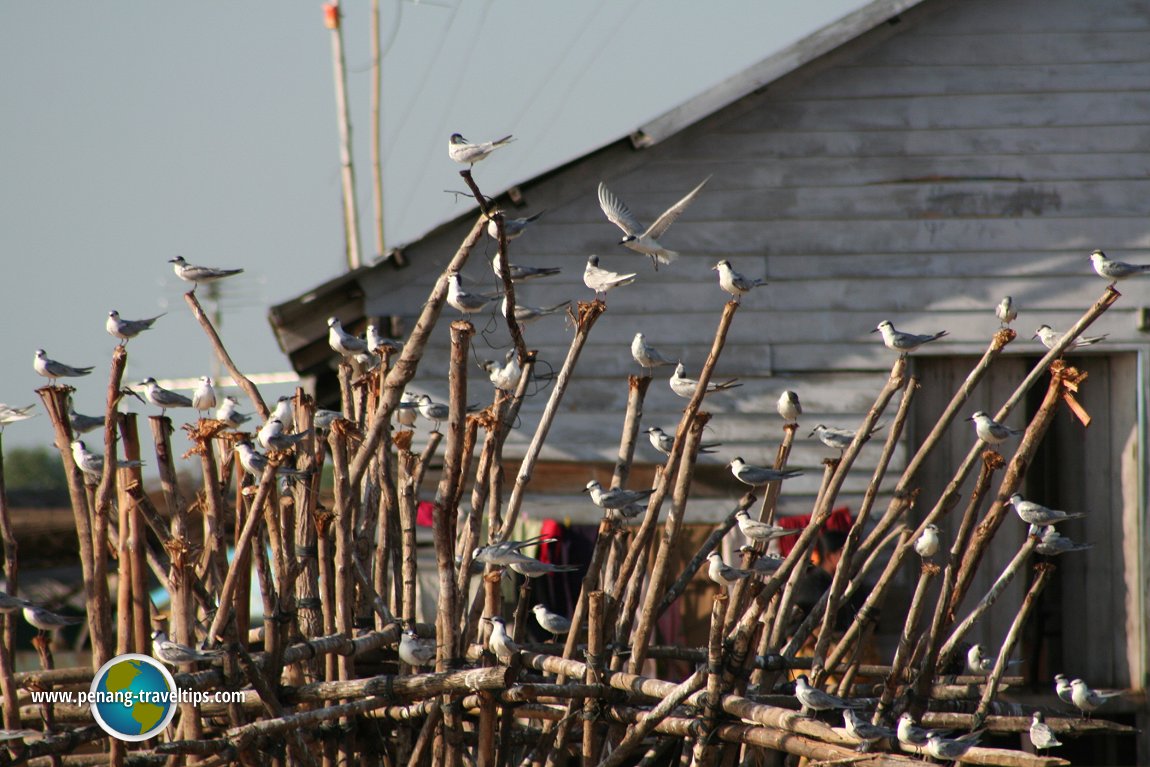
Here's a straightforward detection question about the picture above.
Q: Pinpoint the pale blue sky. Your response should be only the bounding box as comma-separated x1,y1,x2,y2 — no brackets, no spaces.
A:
0,1,865,450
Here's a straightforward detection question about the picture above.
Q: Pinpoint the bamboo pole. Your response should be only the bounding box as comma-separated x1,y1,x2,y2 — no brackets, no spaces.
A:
324,0,362,270
369,0,384,258
689,594,728,767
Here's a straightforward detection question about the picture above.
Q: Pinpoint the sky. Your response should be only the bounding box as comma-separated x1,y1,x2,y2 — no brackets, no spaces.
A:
0,1,866,452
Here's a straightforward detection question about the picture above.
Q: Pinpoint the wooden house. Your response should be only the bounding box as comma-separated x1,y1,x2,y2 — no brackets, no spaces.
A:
270,0,1150,747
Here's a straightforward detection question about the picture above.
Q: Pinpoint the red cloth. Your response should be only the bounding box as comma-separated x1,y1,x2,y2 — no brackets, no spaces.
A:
538,519,563,564
416,501,434,527
775,506,852,557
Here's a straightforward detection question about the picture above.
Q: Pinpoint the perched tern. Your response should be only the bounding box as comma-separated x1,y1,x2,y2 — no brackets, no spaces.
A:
1090,249,1150,284
67,403,104,434
447,272,498,314
531,604,571,638
843,709,895,752
151,630,223,665
327,317,368,357
71,440,143,476
1033,324,1107,351
583,255,636,298
969,411,1022,445
22,604,82,633
1009,493,1085,526
215,396,251,427
34,349,92,384
141,377,194,413
734,510,800,543
448,133,514,166
398,629,436,667
777,390,801,424
728,457,802,486
1035,526,1092,556
1070,678,1122,718
644,426,720,456
713,259,767,301
486,210,544,241
486,615,518,662
669,362,740,399
1029,711,1062,753
583,480,654,510
966,643,1023,674
502,296,569,324
106,310,164,344
169,255,242,292
872,320,948,354
632,332,677,372
793,674,861,713
914,524,940,559
191,376,217,414
491,252,561,282
925,731,982,761
996,296,1017,327
707,552,755,587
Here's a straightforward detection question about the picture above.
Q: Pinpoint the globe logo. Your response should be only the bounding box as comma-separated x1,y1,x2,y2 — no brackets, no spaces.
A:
89,654,177,741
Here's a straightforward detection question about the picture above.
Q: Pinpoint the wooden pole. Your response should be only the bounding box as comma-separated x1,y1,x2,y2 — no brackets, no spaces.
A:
324,0,362,270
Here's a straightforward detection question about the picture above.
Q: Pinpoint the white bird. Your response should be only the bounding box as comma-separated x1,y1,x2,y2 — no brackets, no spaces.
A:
872,320,948,354
809,423,881,452
67,403,103,434
914,524,941,559
448,132,514,166
491,254,561,285
483,354,522,392
397,392,419,429
1035,526,1092,556
365,325,401,356
486,615,518,662
597,177,709,268
141,377,194,414
486,210,544,242
234,441,308,479
966,643,1023,674
22,604,82,632
0,592,29,613
1029,712,1062,753
327,317,368,357
191,376,217,414
644,426,720,457
843,709,895,752
734,510,800,543
106,310,164,344
996,296,1017,327
895,712,933,748
669,362,740,399
728,457,802,486
447,272,499,315
215,396,251,427
531,604,571,638
925,731,982,761
738,546,784,574
713,259,767,301
271,396,294,433
257,419,309,451
1033,324,1108,351
501,296,570,324
71,440,143,476
631,332,677,372
34,349,93,384
1009,493,1085,526
151,630,223,665
1054,674,1074,706
777,390,801,424
1070,678,1122,718
169,255,243,292
314,409,342,431
793,674,860,712
471,535,558,566
968,411,1022,445
707,552,754,587
0,404,36,429
583,480,654,510
398,629,437,667
1090,249,1150,283
0,729,43,743
583,255,636,298
416,394,449,429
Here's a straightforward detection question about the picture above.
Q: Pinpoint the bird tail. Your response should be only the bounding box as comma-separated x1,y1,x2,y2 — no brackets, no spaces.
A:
656,249,679,265
714,379,742,391
931,330,950,342
541,299,570,312
493,135,515,146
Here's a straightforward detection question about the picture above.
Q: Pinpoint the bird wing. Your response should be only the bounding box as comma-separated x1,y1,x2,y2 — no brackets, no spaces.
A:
598,183,644,236
645,176,710,239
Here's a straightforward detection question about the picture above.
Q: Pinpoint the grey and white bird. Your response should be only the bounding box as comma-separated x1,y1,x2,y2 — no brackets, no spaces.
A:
169,255,243,292
151,630,223,665
314,409,342,431
141,377,194,413
966,643,1023,674
777,390,802,424
365,325,401,356
896,712,933,748
738,546,784,574
583,480,654,510
416,394,450,429
483,354,522,392
0,729,43,743
1035,526,1092,556
969,411,1022,445
448,132,513,166
1033,324,1108,352
34,349,93,384
471,535,558,566
810,423,881,452
1090,249,1150,283
1009,493,1085,526
0,592,29,613
843,709,895,752
532,604,571,638
707,552,755,587
1029,712,1062,753
925,731,982,761
191,376,217,414
68,402,104,434
713,259,767,301
22,603,82,632
0,404,36,429
486,615,518,662
728,457,802,486
502,296,569,324
914,524,940,559
872,320,948,354
1054,674,1075,706
215,396,251,427
996,296,1017,327
1070,678,1122,718
398,629,437,667
597,177,709,268
793,674,860,712
106,310,164,343
234,441,308,479
327,317,368,357
491,252,562,282
487,210,544,242
644,426,720,457
735,510,800,543
632,332,677,372
71,440,143,476
507,558,579,579
669,362,740,399
397,392,419,429
257,419,309,451
270,396,294,433
447,272,498,315
583,255,636,298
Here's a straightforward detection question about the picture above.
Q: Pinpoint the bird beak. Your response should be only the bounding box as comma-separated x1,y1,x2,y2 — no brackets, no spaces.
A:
711,265,718,271
869,327,880,334
807,429,817,437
